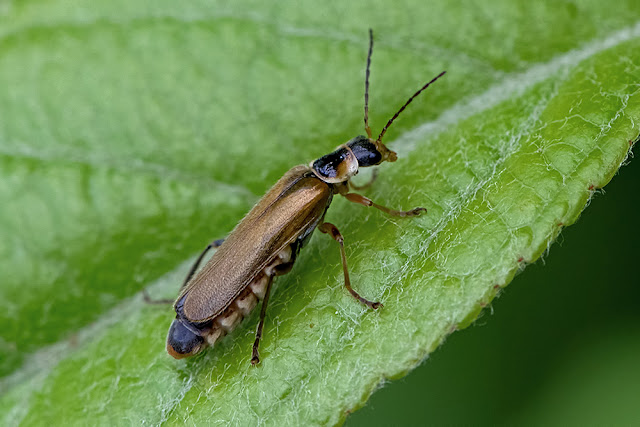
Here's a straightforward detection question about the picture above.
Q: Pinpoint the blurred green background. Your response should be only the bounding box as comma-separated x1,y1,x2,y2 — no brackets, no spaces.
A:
350,143,640,425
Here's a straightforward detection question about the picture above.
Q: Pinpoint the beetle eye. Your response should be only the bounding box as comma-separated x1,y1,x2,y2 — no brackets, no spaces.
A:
347,136,383,167
166,319,205,359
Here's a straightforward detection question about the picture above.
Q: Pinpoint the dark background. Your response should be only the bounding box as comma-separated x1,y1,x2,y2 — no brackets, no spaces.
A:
349,144,639,425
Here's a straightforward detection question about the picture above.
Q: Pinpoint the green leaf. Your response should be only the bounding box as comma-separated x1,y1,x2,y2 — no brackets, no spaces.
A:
1,1,638,425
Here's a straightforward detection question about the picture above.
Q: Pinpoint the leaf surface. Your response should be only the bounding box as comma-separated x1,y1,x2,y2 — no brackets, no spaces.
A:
1,1,638,425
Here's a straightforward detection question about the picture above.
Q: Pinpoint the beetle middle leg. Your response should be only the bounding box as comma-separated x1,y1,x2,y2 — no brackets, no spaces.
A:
319,222,381,310
143,238,225,304
343,192,426,217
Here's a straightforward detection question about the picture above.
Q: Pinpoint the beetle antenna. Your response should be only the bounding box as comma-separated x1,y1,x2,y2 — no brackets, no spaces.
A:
364,29,374,139
376,70,446,143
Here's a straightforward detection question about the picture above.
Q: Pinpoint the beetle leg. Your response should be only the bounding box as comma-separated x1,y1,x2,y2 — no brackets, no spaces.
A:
350,169,378,191
343,192,426,217
181,238,225,290
319,222,381,310
142,289,175,305
142,238,224,304
251,276,274,365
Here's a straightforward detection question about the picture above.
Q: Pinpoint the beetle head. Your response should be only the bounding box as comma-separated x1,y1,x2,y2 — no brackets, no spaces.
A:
310,135,397,184
346,135,397,165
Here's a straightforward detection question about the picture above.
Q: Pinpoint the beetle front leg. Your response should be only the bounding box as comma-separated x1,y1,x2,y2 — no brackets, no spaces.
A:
342,192,426,217
319,222,381,310
251,276,274,365
349,169,378,191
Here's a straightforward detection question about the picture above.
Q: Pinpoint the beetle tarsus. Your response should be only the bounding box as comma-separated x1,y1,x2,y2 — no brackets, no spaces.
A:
407,207,427,216
357,296,383,310
370,301,383,310
142,289,174,305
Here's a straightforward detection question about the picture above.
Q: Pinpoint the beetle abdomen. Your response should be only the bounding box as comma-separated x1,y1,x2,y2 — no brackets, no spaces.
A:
168,245,295,357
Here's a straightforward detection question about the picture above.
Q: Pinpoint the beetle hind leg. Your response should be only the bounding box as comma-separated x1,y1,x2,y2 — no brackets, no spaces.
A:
319,222,381,310
142,289,174,305
181,238,225,290
251,276,274,365
142,238,225,304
